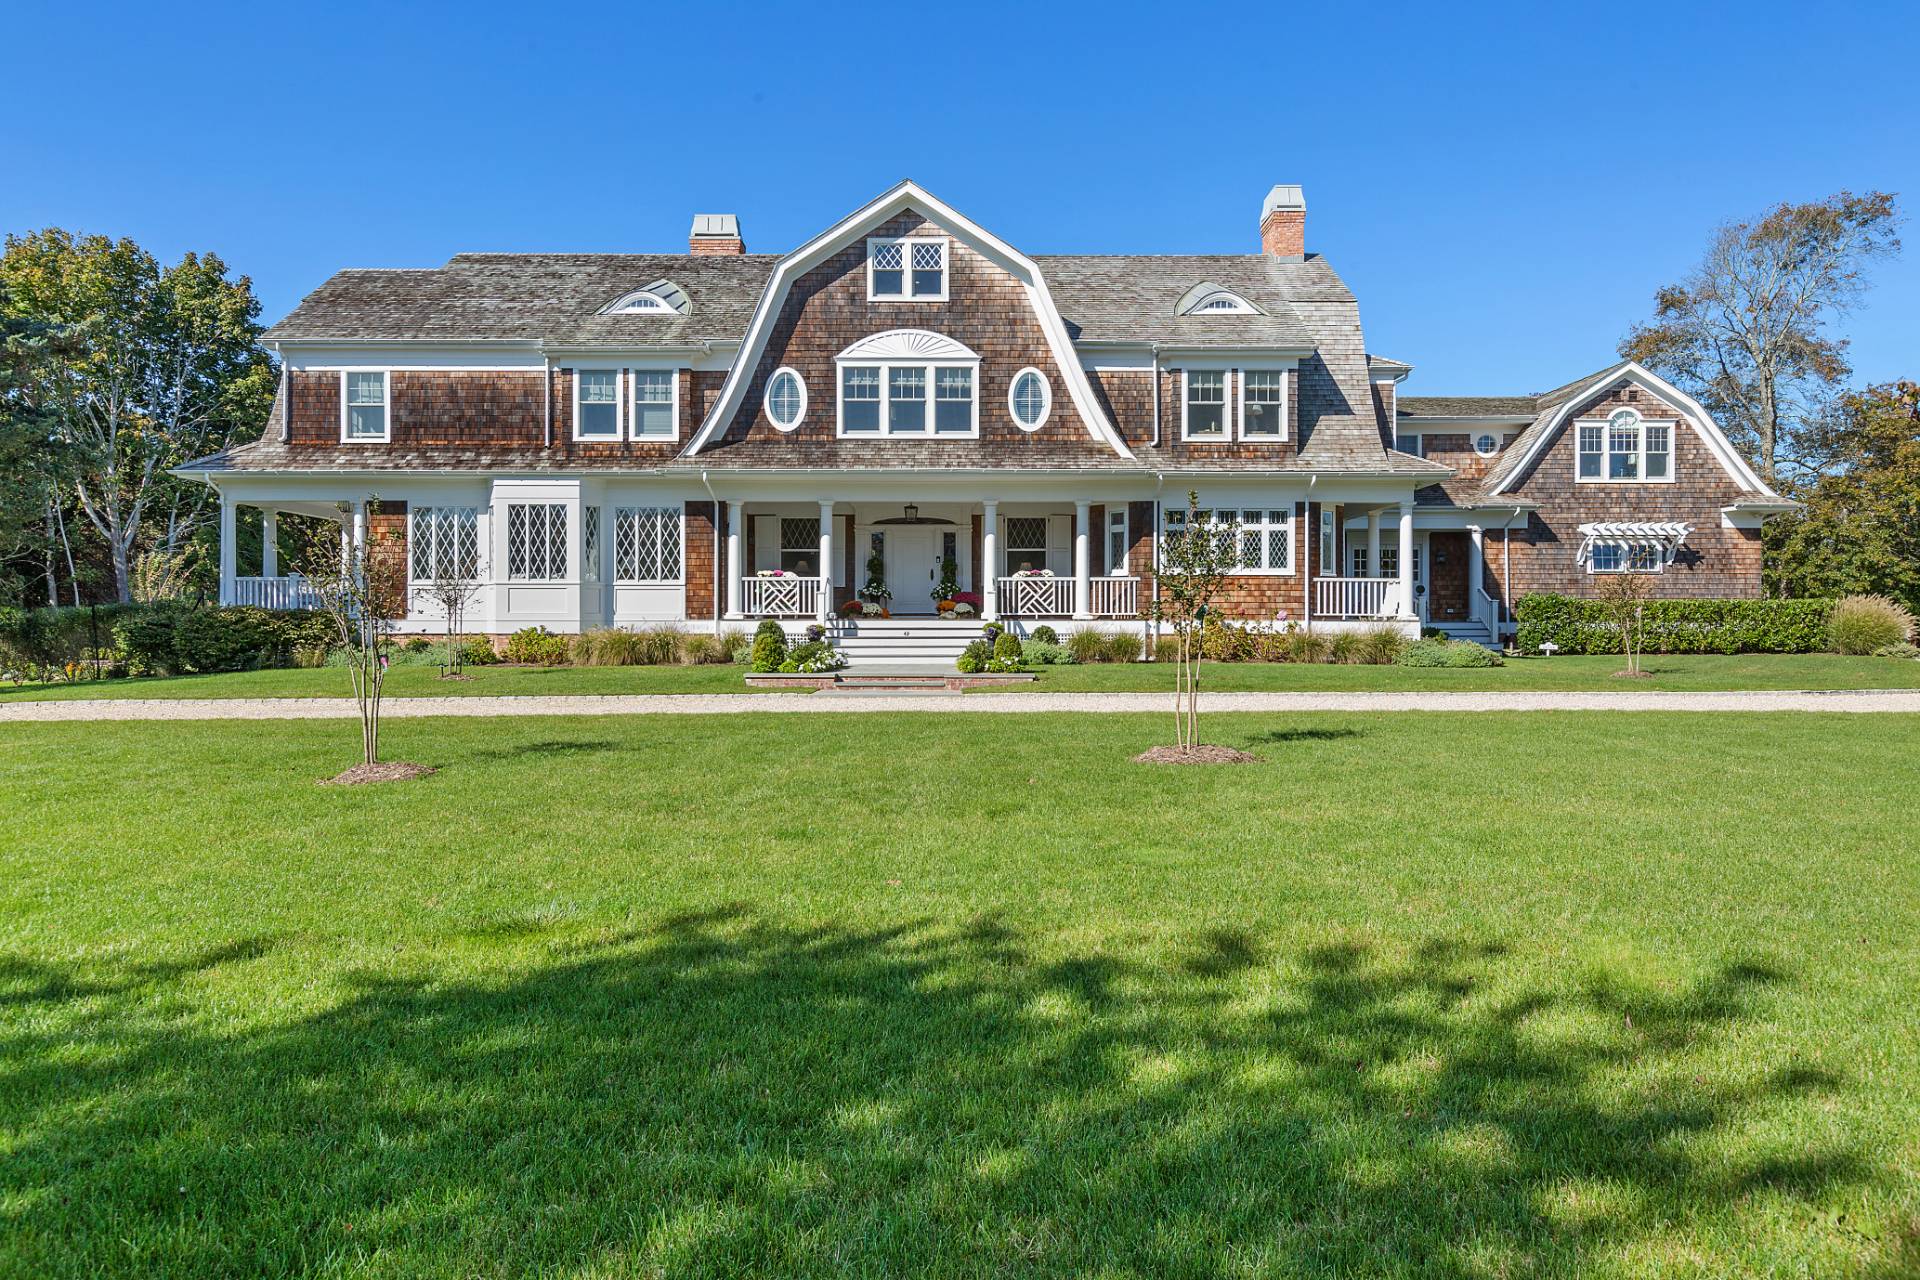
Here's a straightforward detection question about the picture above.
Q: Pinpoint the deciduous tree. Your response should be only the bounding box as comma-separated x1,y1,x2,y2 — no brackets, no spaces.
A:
1620,191,1901,483
1146,494,1240,750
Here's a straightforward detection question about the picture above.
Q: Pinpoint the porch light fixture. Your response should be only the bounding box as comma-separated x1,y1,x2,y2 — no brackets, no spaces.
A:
872,504,954,526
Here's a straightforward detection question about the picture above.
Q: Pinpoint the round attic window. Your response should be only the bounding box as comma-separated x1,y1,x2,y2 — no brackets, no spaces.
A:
1474,433,1499,457
1009,368,1051,431
765,368,806,431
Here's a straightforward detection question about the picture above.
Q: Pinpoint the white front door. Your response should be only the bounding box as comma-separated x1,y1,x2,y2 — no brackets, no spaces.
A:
871,526,964,614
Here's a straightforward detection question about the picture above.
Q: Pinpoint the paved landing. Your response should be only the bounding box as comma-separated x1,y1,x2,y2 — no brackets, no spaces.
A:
4,690,1919,720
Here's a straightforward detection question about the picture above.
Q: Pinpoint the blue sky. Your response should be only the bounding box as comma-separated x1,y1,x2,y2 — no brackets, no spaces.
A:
5,0,1915,394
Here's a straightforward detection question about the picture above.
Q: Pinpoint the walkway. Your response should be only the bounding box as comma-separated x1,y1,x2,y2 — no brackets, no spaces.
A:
3,690,1918,720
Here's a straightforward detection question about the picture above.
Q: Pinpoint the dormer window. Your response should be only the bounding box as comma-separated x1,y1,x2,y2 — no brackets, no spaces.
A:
1577,408,1673,482
1176,283,1264,316
341,371,390,442
833,329,978,436
600,280,689,315
868,237,948,301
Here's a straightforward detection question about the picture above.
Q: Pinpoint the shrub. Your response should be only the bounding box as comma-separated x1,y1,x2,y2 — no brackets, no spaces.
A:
1828,594,1915,655
750,619,788,673
112,605,187,676
1353,626,1410,665
173,606,278,673
683,634,726,664
1514,593,1832,655
992,631,1024,665
1199,619,1255,662
956,638,989,674
779,639,846,674
1066,629,1108,664
1153,634,1181,663
1280,630,1332,664
1396,638,1504,668
1029,624,1059,645
402,635,432,653
1871,642,1920,660
719,627,752,664
504,626,571,665
1023,640,1075,665
574,627,684,666
458,635,500,666
1103,632,1140,663
1328,631,1361,664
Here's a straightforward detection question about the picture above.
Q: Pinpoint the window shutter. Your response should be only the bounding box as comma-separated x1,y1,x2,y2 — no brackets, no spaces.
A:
833,516,850,588
752,515,781,572
1046,515,1071,577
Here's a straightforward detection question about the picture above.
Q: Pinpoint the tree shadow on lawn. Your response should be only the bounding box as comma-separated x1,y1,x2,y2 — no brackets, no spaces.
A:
0,913,1883,1277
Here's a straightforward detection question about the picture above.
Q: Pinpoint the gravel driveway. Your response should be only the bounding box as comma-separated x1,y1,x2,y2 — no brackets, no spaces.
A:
4,690,1918,720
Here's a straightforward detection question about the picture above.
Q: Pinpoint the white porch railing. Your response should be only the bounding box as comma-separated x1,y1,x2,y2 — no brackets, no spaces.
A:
1313,576,1398,619
231,575,322,610
997,575,1074,617
1089,576,1139,618
742,575,822,617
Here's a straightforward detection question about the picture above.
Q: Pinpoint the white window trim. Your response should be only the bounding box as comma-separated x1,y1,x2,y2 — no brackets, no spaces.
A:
628,366,680,442
1163,506,1295,576
1473,432,1500,457
1105,506,1130,575
1008,366,1052,432
1182,289,1259,315
408,505,481,583
339,369,391,443
1238,367,1289,442
866,235,950,302
1180,368,1232,442
834,359,980,438
1574,411,1677,484
612,504,684,584
603,290,673,314
571,368,623,442
505,502,569,582
763,367,807,432
1585,542,1667,575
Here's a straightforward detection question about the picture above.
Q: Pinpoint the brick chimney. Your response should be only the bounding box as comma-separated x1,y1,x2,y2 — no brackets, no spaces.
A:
1260,185,1305,260
689,213,745,255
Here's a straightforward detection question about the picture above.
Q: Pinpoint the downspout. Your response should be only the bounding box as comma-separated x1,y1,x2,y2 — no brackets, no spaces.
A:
1151,471,1166,656
1302,477,1315,632
700,469,723,633
274,345,289,443
1148,344,1163,448
1499,505,1523,629
543,356,553,448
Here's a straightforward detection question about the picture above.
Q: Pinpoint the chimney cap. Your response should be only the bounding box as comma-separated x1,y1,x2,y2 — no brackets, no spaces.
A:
1260,184,1306,222
690,213,741,240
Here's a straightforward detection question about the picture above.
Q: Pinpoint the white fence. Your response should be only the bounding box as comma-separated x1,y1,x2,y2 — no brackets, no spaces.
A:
1313,576,1398,619
996,575,1074,617
1089,576,1139,618
231,575,322,610
742,575,822,617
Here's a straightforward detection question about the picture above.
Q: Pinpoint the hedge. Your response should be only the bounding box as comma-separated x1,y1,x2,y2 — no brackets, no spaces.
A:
1513,594,1833,655
0,602,333,678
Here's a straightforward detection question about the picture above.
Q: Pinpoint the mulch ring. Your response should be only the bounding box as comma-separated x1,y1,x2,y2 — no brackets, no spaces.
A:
1132,745,1260,766
321,761,438,786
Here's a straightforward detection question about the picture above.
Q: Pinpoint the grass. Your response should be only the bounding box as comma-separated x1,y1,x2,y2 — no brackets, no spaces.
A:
2,711,1917,1277
3,652,1919,701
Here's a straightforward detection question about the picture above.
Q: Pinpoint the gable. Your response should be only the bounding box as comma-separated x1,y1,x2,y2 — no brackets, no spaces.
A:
686,181,1128,461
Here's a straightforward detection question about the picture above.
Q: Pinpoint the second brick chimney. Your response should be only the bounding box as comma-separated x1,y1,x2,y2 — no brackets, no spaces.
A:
689,213,745,255
1260,185,1305,260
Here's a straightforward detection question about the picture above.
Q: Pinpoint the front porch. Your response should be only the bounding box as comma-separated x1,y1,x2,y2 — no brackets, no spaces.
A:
722,498,1142,624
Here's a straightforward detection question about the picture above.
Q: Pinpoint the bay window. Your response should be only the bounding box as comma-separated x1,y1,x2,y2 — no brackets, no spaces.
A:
506,503,568,580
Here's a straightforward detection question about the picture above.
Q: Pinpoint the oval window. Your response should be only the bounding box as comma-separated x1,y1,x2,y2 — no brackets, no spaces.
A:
765,368,806,431
1474,433,1499,457
1009,367,1051,431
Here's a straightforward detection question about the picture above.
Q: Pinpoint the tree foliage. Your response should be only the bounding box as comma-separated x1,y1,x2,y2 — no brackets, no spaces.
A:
1619,190,1901,482
0,230,274,602
1145,493,1240,749
1765,381,1920,612
292,503,407,766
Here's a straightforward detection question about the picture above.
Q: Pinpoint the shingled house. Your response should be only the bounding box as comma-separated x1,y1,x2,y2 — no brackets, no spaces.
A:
180,181,1794,658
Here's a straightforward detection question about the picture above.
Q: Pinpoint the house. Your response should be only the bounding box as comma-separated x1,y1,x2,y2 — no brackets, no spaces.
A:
180,180,1794,658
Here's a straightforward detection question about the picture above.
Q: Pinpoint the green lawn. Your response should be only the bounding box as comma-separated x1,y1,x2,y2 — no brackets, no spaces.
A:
2,712,1916,1277
3,652,1919,700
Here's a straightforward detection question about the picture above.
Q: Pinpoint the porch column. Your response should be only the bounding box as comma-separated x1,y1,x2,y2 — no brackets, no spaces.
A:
352,500,368,559
981,500,999,621
260,509,278,579
1396,501,1416,618
724,499,745,619
816,500,834,624
1366,508,1381,578
1467,525,1486,625
217,495,237,605
1072,500,1092,619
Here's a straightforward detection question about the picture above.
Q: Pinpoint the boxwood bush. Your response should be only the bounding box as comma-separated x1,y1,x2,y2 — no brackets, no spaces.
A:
1514,593,1832,655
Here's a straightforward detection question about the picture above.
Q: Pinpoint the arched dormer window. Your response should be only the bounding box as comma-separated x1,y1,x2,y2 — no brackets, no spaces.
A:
1175,281,1264,317
600,279,691,315
833,329,980,438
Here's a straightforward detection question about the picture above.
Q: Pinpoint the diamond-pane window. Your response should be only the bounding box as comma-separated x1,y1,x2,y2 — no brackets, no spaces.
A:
613,507,680,583
411,506,479,580
507,503,567,580
869,237,945,298
582,507,601,583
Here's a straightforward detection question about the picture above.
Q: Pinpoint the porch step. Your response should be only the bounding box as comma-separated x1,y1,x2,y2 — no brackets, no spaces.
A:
1431,621,1499,649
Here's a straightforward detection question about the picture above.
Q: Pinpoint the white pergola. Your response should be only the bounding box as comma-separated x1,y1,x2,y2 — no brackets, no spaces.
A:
1574,520,1693,568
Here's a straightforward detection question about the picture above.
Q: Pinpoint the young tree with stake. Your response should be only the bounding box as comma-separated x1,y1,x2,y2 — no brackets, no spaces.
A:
293,501,407,768
1145,493,1241,751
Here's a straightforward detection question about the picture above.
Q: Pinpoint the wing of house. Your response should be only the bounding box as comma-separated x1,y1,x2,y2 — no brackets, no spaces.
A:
178,181,1790,654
